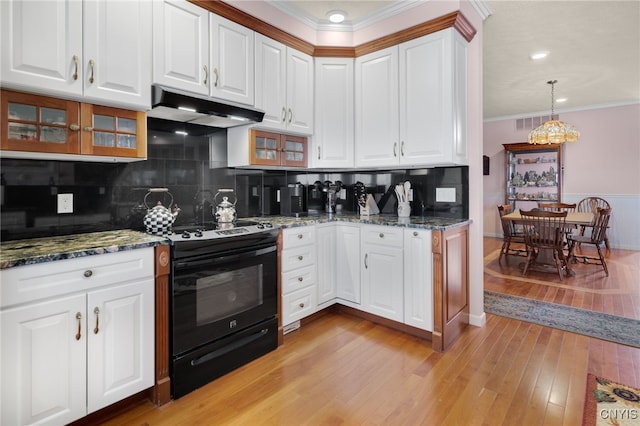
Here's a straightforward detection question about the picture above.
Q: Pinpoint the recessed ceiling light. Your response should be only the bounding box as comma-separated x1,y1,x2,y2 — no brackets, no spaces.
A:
555,98,567,103
530,52,548,60
327,10,346,23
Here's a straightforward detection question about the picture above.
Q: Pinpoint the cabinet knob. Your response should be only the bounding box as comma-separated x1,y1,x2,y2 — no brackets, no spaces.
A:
84,126,93,132
299,303,305,308
297,234,303,239
379,233,384,238
84,270,93,278
69,124,80,131
298,255,304,261
298,277,303,282
413,231,418,237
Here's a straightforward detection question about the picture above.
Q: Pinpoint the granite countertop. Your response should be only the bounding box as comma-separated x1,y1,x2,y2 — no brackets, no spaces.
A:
250,213,471,231
0,230,168,270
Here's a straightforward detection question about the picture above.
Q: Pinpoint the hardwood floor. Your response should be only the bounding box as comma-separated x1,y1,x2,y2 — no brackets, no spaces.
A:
101,237,640,426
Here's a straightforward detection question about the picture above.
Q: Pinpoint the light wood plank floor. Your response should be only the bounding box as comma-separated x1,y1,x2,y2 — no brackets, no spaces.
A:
101,237,640,426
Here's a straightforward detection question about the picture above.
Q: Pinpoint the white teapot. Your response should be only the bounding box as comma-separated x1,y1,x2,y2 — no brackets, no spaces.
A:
214,189,237,223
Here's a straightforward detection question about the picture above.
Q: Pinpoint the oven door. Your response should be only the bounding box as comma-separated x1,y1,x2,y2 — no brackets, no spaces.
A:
171,243,277,356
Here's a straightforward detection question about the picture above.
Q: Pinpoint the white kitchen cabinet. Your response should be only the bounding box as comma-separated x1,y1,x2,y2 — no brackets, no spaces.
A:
355,46,399,168
336,223,361,304
0,249,155,426
403,228,433,331
360,225,404,322
1,0,151,110
355,28,468,168
209,14,254,105
255,34,314,135
153,0,210,95
316,223,337,306
281,226,317,326
312,58,355,168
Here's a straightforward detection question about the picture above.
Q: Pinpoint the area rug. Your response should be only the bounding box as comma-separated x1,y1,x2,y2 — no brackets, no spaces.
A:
583,374,640,425
484,290,640,348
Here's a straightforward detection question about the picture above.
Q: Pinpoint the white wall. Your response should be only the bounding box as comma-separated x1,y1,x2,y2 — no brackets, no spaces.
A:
483,103,640,250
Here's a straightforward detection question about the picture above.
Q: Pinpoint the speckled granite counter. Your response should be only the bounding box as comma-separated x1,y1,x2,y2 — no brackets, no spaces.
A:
249,213,471,231
0,230,168,270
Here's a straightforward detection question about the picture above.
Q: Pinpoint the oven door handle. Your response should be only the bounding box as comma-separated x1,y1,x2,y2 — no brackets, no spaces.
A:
190,327,270,366
174,244,276,269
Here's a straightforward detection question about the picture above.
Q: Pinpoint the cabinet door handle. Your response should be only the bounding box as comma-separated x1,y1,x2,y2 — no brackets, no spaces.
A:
88,59,95,84
203,65,208,85
401,141,405,156
75,312,82,340
317,146,321,160
213,67,219,87
93,307,100,334
364,253,368,269
288,108,293,124
393,142,397,157
72,55,79,80
281,107,287,123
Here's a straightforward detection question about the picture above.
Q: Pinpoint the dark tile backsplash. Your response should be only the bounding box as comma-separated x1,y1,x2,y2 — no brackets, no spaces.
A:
1,123,468,241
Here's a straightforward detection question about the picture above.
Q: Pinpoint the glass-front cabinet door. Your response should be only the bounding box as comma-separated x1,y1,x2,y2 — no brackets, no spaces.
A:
281,134,307,167
250,129,280,166
1,89,80,154
80,104,146,158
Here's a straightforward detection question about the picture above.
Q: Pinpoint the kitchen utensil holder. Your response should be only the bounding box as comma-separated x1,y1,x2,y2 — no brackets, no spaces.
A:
397,202,410,218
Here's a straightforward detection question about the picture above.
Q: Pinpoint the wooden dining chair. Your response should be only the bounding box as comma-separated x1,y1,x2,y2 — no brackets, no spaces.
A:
537,202,577,212
567,207,612,276
577,197,611,250
497,204,527,265
519,209,569,280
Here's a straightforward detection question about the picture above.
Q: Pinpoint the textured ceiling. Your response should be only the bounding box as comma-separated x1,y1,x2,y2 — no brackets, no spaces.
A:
265,0,640,120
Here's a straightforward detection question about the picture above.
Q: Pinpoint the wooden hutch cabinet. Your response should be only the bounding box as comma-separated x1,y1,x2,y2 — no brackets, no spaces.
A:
503,142,562,211
1,89,146,160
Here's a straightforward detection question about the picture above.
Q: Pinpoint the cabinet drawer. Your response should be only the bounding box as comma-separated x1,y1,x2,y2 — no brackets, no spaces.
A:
281,226,315,249
1,248,154,308
281,246,316,273
282,286,316,325
362,225,403,248
282,264,316,294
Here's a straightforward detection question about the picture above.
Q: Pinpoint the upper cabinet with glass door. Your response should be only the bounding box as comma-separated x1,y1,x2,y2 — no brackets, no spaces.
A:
1,89,146,160
0,0,152,111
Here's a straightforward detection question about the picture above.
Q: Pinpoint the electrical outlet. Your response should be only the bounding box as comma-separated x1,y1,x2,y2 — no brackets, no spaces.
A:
57,193,73,214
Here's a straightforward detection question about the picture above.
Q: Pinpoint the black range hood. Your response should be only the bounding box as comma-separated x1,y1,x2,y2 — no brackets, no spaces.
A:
147,85,264,129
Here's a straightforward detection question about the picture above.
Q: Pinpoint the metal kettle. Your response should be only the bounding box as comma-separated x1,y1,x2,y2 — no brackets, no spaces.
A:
213,189,237,223
143,188,180,236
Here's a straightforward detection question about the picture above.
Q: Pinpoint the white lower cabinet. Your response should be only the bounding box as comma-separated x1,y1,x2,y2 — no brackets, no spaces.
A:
361,225,404,322
0,248,155,426
281,226,317,326
336,223,361,304
403,228,433,331
316,223,337,306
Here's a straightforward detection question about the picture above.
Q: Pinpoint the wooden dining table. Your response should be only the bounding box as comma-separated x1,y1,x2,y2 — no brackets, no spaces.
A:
502,210,594,226
501,210,595,277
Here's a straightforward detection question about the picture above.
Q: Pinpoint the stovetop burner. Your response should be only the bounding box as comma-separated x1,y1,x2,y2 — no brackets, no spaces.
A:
168,220,276,243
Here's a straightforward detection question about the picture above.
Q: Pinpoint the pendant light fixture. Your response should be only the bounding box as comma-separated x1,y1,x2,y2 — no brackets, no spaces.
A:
528,80,580,144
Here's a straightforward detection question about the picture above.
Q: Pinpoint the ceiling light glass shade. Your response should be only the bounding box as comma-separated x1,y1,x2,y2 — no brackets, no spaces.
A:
528,120,580,144
327,10,346,23
528,80,579,145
